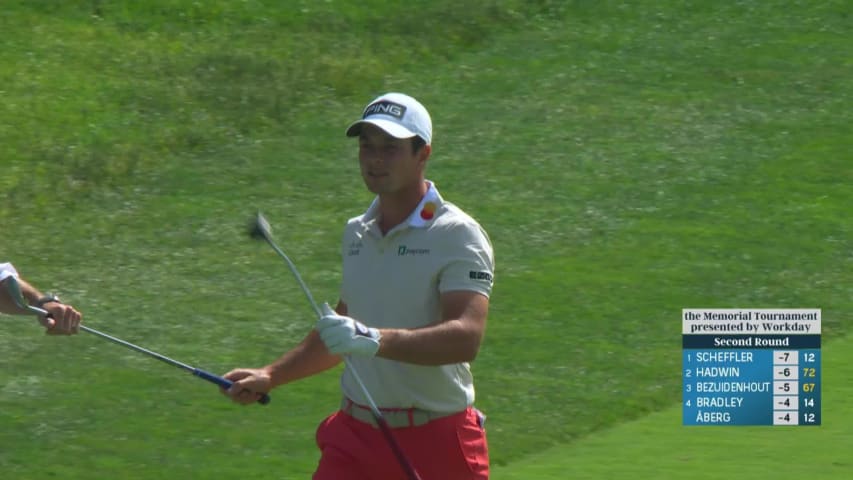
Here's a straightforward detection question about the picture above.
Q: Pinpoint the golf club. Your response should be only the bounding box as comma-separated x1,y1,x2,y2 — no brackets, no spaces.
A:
249,211,422,480
4,276,270,405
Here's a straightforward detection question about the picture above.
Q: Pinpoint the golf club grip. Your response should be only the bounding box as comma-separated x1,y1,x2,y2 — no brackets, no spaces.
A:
194,369,271,405
374,415,423,480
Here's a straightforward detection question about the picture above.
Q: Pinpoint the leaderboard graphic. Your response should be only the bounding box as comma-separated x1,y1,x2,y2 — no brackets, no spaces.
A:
682,309,821,426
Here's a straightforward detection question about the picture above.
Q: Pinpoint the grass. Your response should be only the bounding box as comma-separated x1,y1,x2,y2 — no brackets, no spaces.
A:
495,334,853,479
1,1,850,478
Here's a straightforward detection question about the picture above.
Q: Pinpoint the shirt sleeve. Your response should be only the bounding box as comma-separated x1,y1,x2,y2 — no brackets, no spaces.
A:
438,222,495,298
0,262,19,282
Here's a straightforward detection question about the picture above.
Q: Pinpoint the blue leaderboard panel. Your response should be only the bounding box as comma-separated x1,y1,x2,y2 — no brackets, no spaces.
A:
682,309,821,426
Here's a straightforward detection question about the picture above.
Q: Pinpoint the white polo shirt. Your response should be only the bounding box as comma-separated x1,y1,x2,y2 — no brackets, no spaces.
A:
339,181,495,413
0,262,19,282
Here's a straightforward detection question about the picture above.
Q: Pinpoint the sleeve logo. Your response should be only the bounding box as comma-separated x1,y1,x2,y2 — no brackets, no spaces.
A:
469,271,493,282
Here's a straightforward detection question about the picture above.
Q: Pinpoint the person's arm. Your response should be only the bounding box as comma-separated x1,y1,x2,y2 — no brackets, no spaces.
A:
0,265,82,334
316,292,489,365
375,291,488,365
14,277,49,311
0,263,23,314
222,314,343,405
263,329,343,387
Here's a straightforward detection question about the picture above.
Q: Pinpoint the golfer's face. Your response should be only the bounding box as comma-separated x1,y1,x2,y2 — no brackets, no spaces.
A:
358,124,420,194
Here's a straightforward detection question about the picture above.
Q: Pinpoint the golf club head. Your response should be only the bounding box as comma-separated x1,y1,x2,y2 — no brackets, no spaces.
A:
3,276,37,313
248,211,272,241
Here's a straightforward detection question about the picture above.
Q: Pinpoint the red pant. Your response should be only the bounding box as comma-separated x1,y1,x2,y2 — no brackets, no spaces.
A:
313,406,489,480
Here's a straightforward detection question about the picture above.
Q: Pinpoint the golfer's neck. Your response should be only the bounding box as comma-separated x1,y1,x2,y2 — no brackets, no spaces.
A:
378,180,428,235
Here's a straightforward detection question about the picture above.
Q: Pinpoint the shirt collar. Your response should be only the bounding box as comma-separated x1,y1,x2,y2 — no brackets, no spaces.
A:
363,180,443,230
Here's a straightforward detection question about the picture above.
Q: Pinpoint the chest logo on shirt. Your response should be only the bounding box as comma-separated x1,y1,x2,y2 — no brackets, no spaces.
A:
347,240,363,256
419,202,437,220
398,245,431,256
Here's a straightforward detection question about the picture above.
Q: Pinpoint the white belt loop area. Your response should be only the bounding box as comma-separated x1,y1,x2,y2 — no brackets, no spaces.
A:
340,397,458,428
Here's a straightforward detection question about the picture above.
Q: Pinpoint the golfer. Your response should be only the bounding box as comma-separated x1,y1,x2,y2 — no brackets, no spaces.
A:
0,262,82,334
224,92,494,479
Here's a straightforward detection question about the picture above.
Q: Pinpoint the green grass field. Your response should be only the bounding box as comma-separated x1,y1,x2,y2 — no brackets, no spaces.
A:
1,1,850,478
494,334,853,479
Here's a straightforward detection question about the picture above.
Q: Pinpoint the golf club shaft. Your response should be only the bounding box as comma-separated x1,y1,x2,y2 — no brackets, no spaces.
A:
24,302,270,405
375,416,424,480
264,243,387,413
259,233,385,413
256,221,421,479
263,235,323,319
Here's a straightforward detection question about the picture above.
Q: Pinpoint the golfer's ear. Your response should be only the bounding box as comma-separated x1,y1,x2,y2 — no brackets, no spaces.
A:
418,144,431,164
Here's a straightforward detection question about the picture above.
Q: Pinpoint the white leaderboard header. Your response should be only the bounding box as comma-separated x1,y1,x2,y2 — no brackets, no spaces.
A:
682,309,821,335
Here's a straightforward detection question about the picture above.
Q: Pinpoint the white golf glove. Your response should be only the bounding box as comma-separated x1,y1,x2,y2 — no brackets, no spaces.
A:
316,303,381,357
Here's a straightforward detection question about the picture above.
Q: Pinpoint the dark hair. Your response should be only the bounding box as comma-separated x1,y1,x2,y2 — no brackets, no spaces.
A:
412,136,427,153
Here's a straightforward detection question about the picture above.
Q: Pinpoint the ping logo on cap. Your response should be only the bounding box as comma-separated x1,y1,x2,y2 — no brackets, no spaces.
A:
364,100,407,120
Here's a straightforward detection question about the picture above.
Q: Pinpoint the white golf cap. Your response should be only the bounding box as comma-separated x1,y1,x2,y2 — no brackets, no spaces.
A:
346,92,432,145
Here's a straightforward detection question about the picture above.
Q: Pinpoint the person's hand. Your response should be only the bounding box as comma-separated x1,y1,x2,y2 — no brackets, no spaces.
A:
40,302,82,335
221,368,272,405
316,303,381,357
